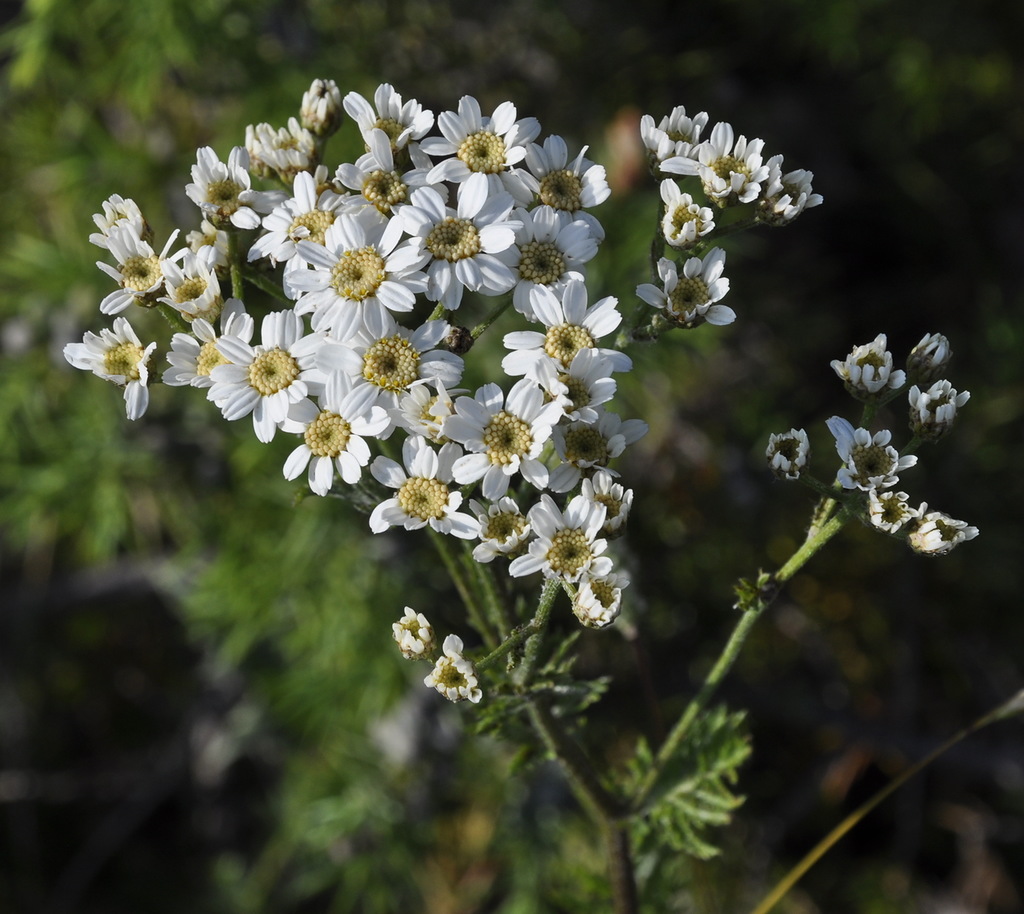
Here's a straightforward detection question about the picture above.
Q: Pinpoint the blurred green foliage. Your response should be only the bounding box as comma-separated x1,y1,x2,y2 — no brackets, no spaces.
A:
2,0,1023,912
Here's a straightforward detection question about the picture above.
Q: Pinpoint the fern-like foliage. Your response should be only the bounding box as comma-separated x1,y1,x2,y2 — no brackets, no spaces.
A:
629,705,751,860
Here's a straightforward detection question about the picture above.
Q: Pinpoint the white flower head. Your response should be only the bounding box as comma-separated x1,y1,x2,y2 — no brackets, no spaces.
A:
509,493,612,583
335,128,428,215
766,428,810,480
690,122,770,205
63,316,157,420
907,332,952,385
831,333,906,398
96,226,180,315
470,496,532,563
343,83,435,169
158,246,223,323
281,371,390,496
640,106,709,172
207,310,325,442
530,348,619,426
907,505,979,556
636,252,734,329
660,181,715,248
423,634,482,703
503,278,631,371
291,207,427,341
581,470,634,539
508,205,599,317
826,416,918,491
392,607,435,659
369,437,479,538
248,169,353,274
867,489,921,535
163,298,253,389
89,194,150,249
548,410,649,494
758,155,823,224
391,380,466,444
185,146,284,230
421,94,540,199
316,316,464,415
398,173,522,310
573,569,630,629
245,118,318,181
445,378,565,500
300,78,344,137
908,380,970,441
185,218,229,273
520,135,610,216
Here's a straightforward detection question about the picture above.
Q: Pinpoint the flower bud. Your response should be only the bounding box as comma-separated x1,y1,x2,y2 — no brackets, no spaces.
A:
300,78,344,137
908,380,969,441
831,334,906,399
906,332,951,385
392,607,435,659
766,428,809,480
907,507,979,556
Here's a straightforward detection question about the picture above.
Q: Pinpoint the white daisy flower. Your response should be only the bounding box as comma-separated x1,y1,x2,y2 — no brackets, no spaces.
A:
208,310,325,442
509,493,612,583
519,135,610,222
185,146,283,230
758,155,823,225
398,172,521,310
300,78,344,137
826,416,918,491
63,316,157,420
867,489,921,535
680,122,770,205
248,169,352,272
369,436,479,538
316,316,464,415
572,569,629,629
502,278,631,372
907,332,952,385
392,607,435,659
445,379,565,500
421,94,540,199
908,380,970,441
907,506,979,556
97,226,179,315
291,208,427,341
343,83,435,169
335,128,430,216
548,409,648,494
391,380,466,443
580,470,633,538
636,251,734,329
89,194,150,249
659,181,715,248
185,218,229,273
469,496,532,563
423,634,482,703
509,205,598,317
281,371,389,495
158,246,223,323
640,106,709,172
245,118,317,181
163,298,253,388
531,348,619,426
766,428,810,480
831,333,906,398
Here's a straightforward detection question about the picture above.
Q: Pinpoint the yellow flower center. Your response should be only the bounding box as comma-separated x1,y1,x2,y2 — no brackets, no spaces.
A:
363,335,420,392
331,247,386,301
668,278,710,318
483,411,533,465
103,341,144,380
196,340,228,377
397,476,450,521
362,170,408,213
458,130,507,174
543,324,594,367
248,348,300,396
425,217,481,262
483,510,528,543
206,178,242,215
539,170,584,211
518,240,566,285
562,426,609,467
547,528,592,577
304,411,352,458
289,210,335,245
121,255,162,293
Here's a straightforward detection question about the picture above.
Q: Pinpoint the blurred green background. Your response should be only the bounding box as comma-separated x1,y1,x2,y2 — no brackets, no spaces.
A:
1,0,1023,911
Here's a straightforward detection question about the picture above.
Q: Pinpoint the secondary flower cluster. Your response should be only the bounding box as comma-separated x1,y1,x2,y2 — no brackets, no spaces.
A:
766,333,978,555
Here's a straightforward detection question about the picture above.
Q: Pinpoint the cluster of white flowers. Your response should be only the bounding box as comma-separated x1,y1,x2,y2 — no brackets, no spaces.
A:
765,333,978,556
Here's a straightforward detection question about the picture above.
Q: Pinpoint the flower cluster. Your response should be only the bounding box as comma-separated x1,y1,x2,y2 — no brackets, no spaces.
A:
766,333,978,555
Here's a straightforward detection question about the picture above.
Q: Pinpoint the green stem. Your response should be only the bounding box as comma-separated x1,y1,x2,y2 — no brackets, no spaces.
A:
475,623,537,670
468,546,515,638
226,230,244,301
515,579,560,686
632,506,853,811
429,530,498,650
748,689,1024,914
241,265,293,302
470,296,513,339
